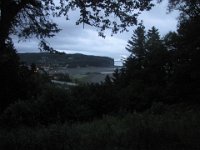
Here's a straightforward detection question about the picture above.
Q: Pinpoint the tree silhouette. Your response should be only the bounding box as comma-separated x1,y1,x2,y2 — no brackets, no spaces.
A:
0,0,156,52
0,0,155,113
166,0,200,103
112,25,172,111
126,22,146,58
146,27,162,52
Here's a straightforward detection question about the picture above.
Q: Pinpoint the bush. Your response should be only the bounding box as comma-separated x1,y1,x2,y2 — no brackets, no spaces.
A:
1,111,200,150
0,85,99,127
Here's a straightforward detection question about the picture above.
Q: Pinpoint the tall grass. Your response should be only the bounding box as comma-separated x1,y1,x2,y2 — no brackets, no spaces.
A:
0,111,200,150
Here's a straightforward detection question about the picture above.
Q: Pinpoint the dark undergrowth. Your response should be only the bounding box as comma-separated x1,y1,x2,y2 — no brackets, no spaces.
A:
0,110,200,150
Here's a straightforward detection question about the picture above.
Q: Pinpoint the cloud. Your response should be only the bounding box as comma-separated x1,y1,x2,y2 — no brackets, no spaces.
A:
139,0,179,35
14,0,179,62
51,28,130,59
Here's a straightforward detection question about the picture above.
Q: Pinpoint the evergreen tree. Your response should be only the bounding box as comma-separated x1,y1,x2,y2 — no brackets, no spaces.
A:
126,22,146,58
124,23,147,82
165,0,200,103
145,27,169,86
0,0,155,113
146,26,163,53
116,26,171,111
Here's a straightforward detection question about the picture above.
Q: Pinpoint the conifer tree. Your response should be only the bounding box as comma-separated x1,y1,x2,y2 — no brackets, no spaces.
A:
126,22,146,59
146,26,163,53
145,27,168,85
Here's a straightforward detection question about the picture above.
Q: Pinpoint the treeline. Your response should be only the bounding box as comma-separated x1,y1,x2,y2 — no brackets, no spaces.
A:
2,19,200,127
0,0,200,149
19,53,114,67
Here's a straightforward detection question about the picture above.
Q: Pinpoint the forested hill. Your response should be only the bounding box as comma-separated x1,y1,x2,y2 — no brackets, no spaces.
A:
19,53,114,67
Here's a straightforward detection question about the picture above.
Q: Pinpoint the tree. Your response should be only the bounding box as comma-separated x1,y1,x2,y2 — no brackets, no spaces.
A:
113,26,172,111
165,0,200,103
124,22,147,82
0,0,59,51
0,43,20,113
126,21,146,58
163,31,179,52
145,27,169,86
0,0,155,52
146,26,163,53
0,0,156,113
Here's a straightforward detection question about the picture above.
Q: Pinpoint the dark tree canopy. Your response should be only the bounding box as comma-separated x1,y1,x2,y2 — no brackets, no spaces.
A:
113,0,200,108
0,0,156,52
0,0,157,113
0,0,59,50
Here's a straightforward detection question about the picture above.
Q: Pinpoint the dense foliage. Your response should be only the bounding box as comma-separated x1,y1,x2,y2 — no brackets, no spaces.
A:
1,111,200,150
19,53,114,67
0,0,200,149
0,43,50,113
0,0,155,51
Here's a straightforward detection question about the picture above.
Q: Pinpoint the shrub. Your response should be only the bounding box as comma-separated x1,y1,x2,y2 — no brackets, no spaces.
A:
1,111,200,150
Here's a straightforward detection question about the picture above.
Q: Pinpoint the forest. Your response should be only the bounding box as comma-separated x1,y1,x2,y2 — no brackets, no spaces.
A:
0,0,200,149
19,53,114,68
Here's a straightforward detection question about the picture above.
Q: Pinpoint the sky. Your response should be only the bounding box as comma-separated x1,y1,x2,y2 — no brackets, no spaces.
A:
14,0,179,65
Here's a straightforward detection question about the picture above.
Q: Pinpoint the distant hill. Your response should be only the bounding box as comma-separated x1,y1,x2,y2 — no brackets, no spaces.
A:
19,53,114,68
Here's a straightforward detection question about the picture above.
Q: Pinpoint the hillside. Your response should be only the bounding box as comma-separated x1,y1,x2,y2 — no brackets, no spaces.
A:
19,52,114,67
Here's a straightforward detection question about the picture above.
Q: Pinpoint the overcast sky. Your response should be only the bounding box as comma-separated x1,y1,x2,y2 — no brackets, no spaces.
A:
14,0,179,64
